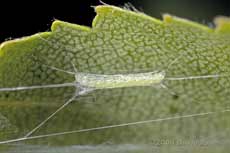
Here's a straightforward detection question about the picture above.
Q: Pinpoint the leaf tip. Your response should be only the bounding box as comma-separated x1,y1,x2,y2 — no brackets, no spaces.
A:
51,20,64,32
163,14,173,23
51,19,91,32
214,16,230,33
93,4,163,28
0,38,21,54
163,13,213,32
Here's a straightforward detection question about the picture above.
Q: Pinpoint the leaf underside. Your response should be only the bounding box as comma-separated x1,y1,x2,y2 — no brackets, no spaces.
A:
0,4,230,153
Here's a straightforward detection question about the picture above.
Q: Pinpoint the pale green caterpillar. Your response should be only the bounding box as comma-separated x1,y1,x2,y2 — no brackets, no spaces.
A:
76,71,165,89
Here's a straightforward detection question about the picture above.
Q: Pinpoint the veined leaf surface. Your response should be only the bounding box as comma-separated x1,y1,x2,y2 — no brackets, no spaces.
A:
0,5,230,153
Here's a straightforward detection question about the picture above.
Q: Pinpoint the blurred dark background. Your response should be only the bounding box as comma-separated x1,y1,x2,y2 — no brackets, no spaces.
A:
0,0,229,43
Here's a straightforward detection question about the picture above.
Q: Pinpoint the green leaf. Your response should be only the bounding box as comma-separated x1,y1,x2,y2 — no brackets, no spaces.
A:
0,5,230,152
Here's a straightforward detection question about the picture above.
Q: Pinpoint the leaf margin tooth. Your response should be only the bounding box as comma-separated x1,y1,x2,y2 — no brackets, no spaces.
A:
51,20,91,33
93,5,163,28
214,16,230,33
163,14,213,33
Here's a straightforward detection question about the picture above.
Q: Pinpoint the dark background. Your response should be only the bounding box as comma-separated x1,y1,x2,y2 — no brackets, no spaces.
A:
1,0,229,43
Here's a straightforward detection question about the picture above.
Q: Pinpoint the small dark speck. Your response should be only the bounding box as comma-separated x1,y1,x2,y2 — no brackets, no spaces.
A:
4,93,9,98
37,74,42,79
172,94,179,100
